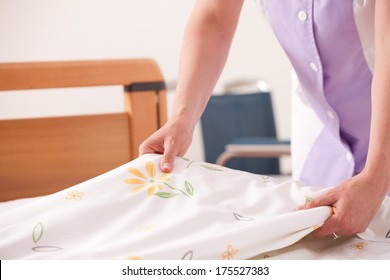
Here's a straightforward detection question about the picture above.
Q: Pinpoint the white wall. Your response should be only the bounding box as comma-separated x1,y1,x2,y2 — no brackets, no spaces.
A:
0,0,292,169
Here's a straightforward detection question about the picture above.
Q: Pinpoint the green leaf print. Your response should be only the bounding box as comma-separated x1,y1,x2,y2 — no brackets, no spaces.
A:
200,164,224,172
154,192,180,199
305,196,313,203
184,181,194,197
32,222,44,243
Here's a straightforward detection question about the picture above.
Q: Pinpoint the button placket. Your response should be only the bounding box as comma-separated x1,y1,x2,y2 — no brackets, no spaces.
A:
305,1,334,127
304,1,322,76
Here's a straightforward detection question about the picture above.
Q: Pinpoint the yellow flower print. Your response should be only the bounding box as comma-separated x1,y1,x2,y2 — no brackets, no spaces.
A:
138,224,157,232
312,225,320,230
127,256,141,260
350,242,368,250
124,161,170,196
65,190,84,201
124,161,194,198
221,244,238,260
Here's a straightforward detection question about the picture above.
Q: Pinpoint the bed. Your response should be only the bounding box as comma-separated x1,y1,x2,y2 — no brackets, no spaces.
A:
0,59,167,202
0,60,389,260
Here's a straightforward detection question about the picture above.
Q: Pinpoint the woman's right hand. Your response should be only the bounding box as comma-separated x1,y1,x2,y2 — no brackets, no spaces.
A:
138,118,193,173
138,0,244,173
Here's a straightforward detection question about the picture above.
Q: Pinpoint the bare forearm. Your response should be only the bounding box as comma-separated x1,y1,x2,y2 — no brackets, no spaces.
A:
171,0,244,130
364,0,390,193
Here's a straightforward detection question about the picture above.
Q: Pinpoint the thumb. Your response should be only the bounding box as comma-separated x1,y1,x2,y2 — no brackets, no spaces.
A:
160,140,179,173
296,191,336,211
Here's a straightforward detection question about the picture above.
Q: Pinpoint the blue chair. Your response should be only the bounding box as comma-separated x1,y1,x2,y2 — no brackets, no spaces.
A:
200,80,290,175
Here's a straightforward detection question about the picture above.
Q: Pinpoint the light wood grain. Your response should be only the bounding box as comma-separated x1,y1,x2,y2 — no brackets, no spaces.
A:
124,90,159,158
0,59,164,90
0,113,130,201
0,59,167,201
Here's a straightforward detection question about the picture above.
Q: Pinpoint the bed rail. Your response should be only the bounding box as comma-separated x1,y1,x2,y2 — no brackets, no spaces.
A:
0,59,167,201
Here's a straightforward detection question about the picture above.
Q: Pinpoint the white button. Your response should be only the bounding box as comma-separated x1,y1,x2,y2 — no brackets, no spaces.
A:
310,62,319,72
346,152,353,162
298,10,308,21
327,110,335,119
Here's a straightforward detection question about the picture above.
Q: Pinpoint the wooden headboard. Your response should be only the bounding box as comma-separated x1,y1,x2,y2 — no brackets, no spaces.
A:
0,59,167,202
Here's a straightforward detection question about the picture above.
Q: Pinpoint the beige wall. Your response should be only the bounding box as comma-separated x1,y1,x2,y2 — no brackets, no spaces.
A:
0,0,292,168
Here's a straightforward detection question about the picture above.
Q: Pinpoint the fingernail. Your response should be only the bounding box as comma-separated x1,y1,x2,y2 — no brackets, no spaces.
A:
294,205,303,211
162,163,171,172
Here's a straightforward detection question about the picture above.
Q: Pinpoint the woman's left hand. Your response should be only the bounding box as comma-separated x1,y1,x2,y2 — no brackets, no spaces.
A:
296,171,387,238
299,0,390,239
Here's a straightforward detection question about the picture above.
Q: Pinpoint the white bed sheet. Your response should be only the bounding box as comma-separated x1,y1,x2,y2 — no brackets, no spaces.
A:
1,154,389,260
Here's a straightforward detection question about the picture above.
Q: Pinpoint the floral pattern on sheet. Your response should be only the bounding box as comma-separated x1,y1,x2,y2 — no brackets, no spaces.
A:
350,242,368,250
261,175,271,182
200,164,224,172
138,224,157,232
184,158,195,169
312,225,320,230
65,190,84,201
124,161,194,198
233,212,254,222
305,195,313,203
221,244,238,260
32,222,44,243
31,222,62,252
127,256,141,260
181,250,194,260
125,161,170,196
183,157,225,172
2,154,389,260
32,245,63,252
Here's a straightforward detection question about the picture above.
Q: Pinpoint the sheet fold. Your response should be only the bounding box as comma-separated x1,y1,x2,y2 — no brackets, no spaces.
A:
0,154,389,259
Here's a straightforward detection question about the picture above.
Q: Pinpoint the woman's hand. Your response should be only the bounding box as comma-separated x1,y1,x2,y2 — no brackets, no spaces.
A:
139,0,244,174
139,118,193,173
296,170,388,238
298,0,390,238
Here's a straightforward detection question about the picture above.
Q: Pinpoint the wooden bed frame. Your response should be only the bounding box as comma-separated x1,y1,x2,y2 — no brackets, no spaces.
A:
0,59,167,202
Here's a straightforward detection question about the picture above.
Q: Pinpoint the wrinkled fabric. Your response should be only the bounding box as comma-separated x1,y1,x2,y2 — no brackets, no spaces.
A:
0,154,389,260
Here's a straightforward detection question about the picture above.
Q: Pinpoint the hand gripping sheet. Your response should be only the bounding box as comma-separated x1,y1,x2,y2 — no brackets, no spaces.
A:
0,154,389,259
